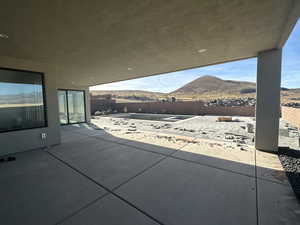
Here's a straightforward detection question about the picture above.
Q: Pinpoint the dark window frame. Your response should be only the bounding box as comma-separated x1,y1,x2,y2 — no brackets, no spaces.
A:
58,89,87,125
0,67,48,133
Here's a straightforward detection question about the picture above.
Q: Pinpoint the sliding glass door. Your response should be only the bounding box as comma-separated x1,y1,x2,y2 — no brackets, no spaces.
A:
58,90,86,125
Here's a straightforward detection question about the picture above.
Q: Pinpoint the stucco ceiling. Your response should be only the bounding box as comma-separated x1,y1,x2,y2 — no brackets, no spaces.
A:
0,0,299,86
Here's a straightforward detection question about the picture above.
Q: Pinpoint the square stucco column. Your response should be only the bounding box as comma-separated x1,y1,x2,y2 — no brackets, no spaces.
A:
255,49,282,152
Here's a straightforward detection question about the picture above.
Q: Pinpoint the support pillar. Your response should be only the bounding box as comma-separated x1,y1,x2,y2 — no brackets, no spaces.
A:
255,49,282,152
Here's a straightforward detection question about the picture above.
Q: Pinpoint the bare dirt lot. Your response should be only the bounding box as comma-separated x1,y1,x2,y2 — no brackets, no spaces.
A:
91,113,300,151
91,113,300,187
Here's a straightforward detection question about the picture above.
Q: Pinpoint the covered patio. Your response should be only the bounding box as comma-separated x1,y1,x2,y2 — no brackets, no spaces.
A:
1,125,299,225
1,1,300,224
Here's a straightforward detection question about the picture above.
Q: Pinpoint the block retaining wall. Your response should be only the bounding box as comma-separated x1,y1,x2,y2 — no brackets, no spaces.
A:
113,101,255,117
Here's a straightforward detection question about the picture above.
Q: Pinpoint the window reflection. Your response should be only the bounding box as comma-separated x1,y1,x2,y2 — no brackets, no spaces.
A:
0,68,46,132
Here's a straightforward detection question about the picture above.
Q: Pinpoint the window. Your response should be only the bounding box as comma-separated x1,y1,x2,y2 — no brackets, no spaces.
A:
58,90,86,125
0,68,47,132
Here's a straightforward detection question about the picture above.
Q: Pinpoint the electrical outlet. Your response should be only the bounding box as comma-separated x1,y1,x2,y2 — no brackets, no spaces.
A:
41,133,47,140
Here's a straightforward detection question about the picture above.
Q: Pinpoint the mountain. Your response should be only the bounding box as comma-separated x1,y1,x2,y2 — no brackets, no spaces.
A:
91,76,257,97
91,90,163,97
90,90,165,102
90,75,296,103
0,93,44,104
171,75,256,95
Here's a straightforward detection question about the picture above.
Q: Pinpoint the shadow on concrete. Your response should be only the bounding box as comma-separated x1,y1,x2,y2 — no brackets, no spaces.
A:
1,123,299,225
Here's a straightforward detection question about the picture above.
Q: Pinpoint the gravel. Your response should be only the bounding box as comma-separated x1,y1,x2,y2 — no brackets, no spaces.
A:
282,102,300,107
204,97,256,107
278,148,300,203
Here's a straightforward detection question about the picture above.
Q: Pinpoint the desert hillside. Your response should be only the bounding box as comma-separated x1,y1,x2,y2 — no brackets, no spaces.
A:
90,75,300,103
172,75,256,95
91,90,165,103
91,90,163,96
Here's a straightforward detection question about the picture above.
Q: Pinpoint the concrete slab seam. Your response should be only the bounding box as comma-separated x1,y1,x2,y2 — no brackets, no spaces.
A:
45,150,165,225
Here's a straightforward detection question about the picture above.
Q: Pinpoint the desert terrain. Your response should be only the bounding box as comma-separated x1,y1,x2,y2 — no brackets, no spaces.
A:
91,75,300,104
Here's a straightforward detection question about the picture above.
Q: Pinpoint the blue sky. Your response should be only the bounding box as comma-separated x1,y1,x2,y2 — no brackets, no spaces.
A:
92,20,300,93
0,83,42,95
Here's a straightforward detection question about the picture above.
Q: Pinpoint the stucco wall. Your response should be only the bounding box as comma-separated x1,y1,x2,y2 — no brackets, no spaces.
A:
281,106,300,128
0,57,60,155
113,101,255,117
84,87,91,122
0,56,90,156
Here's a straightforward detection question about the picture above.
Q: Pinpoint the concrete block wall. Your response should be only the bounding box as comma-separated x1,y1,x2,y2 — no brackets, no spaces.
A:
91,99,116,114
114,101,204,115
200,105,255,117
281,106,300,128
113,101,255,117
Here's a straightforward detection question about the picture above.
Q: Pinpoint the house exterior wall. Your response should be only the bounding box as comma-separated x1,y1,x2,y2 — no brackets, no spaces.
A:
84,87,91,122
0,56,90,156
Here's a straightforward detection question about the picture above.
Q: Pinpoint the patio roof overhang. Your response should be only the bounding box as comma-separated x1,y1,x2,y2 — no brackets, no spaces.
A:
0,0,299,86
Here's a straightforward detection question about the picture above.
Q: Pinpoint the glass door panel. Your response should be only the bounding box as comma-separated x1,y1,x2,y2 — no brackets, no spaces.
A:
58,90,68,125
68,90,85,123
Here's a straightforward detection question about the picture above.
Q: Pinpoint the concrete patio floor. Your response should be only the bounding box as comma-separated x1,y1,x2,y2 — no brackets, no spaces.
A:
1,124,300,225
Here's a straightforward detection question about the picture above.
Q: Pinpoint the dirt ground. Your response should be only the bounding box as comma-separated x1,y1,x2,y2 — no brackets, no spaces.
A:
90,114,300,184
91,114,300,151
